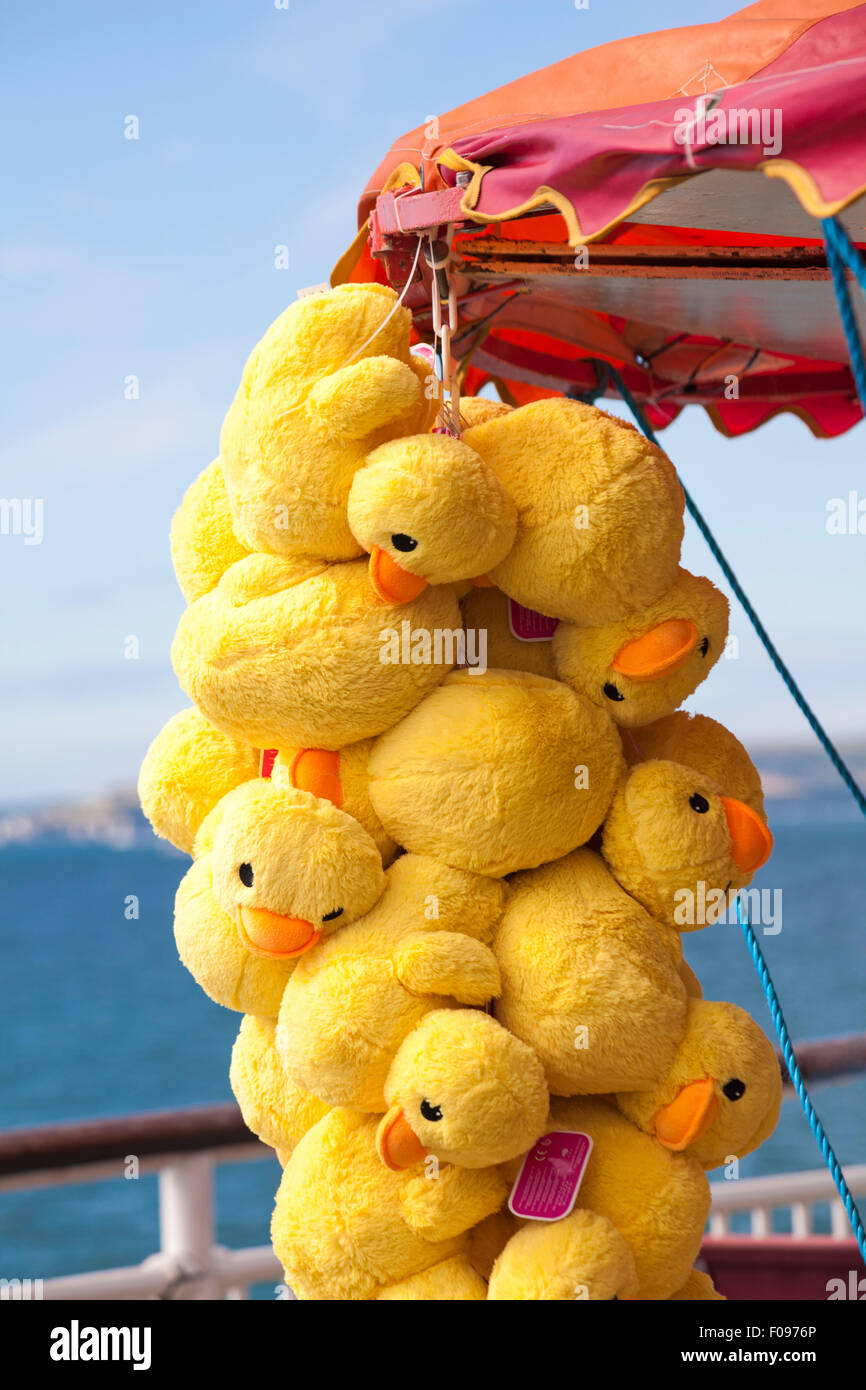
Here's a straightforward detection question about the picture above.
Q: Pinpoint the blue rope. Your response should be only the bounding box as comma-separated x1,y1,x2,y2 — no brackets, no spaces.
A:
737,898,866,1265
610,367,866,1259
822,217,866,413
609,366,866,819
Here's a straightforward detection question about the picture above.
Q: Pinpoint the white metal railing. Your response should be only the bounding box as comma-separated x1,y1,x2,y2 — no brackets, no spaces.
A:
2,1136,865,1299
0,1138,283,1301
707,1163,866,1240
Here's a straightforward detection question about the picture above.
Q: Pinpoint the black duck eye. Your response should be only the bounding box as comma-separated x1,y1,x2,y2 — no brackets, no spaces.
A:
689,793,710,814
238,862,254,887
322,907,344,922
699,636,710,657
391,533,418,553
603,681,625,702
723,1078,746,1101
420,1099,443,1122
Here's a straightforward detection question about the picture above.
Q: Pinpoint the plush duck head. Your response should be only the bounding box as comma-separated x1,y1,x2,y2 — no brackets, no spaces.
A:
461,397,685,625
618,999,782,1170
376,1008,549,1171
347,433,517,603
601,759,773,930
220,283,435,563
369,669,624,876
619,710,767,820
210,779,386,961
552,569,729,728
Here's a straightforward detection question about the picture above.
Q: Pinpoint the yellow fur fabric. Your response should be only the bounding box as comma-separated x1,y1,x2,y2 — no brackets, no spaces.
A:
271,1108,506,1301
493,848,688,1095
369,670,624,876
276,854,505,1111
668,1268,725,1300
546,1097,711,1300
463,398,685,624
209,780,385,929
488,1210,638,1300
383,1009,549,1168
170,459,249,602
617,998,782,1171
230,1014,329,1154
621,710,766,818
460,585,557,678
602,760,770,929
375,1254,487,1300
172,554,461,750
347,433,517,586
271,742,397,865
552,569,729,727
138,707,259,854
220,283,435,562
173,856,295,1016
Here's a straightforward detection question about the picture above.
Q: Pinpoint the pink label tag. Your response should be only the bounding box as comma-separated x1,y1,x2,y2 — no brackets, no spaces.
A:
508,599,559,643
508,1131,593,1222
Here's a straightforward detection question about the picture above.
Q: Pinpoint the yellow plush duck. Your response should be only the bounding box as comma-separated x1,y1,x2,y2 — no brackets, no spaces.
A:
347,432,517,603
276,854,505,1111
170,284,436,601
620,709,767,819
171,552,461,751
552,568,729,727
601,757,773,931
461,397,685,625
173,778,385,1014
368,669,624,877
271,1009,548,1301
489,1000,781,1300
493,847,689,1096
139,706,397,865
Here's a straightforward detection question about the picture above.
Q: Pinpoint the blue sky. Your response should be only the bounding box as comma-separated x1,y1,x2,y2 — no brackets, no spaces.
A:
2,0,864,805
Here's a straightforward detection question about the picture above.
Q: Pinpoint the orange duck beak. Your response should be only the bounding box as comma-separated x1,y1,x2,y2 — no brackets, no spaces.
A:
369,547,428,605
721,797,774,874
376,1105,428,1171
288,748,344,808
613,619,699,682
236,905,320,959
654,1077,719,1151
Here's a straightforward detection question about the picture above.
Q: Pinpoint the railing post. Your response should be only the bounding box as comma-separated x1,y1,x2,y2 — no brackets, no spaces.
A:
158,1154,219,1299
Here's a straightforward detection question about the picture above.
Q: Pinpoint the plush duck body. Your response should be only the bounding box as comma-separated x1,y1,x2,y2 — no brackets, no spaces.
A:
489,1097,711,1301
462,398,685,625
368,669,624,876
229,1014,329,1157
493,848,688,1095
276,854,505,1111
272,1108,504,1301
172,553,461,751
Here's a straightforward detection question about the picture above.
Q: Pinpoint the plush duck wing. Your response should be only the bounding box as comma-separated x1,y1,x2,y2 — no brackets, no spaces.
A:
307,357,428,439
399,1164,507,1242
394,931,501,1005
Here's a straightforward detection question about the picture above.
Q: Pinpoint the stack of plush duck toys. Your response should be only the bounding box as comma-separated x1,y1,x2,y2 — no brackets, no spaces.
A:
140,282,780,1301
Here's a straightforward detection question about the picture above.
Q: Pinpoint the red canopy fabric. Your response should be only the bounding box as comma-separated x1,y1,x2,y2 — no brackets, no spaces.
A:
342,0,866,438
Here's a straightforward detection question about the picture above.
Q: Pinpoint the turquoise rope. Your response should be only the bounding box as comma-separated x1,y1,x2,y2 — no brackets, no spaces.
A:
609,367,866,820
736,897,866,1262
822,217,866,413
610,368,866,1261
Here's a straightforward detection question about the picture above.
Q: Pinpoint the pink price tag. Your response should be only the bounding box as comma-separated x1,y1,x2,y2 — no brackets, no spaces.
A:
508,1131,593,1222
508,599,559,643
